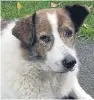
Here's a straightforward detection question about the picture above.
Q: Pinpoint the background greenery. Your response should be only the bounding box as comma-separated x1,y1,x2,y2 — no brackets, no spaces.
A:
1,1,94,40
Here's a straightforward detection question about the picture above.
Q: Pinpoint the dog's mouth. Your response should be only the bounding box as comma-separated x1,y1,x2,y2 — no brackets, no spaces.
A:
55,68,75,74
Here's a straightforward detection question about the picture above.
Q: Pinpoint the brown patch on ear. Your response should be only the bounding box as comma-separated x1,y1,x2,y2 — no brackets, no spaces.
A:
65,4,89,32
12,17,32,44
12,13,36,46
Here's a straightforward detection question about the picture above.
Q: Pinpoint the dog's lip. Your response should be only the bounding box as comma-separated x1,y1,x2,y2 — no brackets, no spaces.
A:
56,68,74,74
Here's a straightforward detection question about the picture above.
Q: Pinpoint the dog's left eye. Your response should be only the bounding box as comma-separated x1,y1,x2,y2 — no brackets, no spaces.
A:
40,35,51,43
64,29,73,37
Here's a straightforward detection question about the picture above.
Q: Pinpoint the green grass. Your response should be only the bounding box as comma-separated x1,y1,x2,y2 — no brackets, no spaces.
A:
1,1,94,40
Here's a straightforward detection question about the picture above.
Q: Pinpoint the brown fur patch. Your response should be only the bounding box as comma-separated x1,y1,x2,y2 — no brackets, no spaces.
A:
56,8,76,48
12,17,33,44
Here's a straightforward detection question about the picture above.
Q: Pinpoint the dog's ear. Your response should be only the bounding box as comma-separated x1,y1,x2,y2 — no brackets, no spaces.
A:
65,4,89,32
12,13,36,46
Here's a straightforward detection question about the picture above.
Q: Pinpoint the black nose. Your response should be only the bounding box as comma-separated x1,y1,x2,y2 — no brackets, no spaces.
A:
62,55,76,69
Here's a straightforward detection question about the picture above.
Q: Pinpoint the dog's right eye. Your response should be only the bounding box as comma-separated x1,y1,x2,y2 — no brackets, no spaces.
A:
64,29,73,38
40,35,51,43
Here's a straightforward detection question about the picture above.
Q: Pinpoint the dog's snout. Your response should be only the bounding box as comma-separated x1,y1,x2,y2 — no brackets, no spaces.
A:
62,55,76,69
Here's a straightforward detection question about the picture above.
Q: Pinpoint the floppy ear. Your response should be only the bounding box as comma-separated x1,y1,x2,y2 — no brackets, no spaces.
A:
12,13,36,46
65,4,89,32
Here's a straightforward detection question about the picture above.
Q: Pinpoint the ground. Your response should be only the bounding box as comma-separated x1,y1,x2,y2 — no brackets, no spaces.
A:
76,38,94,98
1,1,94,98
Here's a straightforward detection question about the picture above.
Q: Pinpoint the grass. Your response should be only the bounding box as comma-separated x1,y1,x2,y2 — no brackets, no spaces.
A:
1,1,94,40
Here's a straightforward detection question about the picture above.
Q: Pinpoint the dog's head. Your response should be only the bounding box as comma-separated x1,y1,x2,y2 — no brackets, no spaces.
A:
12,4,89,73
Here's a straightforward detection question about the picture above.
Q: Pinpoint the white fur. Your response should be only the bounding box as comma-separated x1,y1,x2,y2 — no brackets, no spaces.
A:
1,13,93,99
46,12,78,73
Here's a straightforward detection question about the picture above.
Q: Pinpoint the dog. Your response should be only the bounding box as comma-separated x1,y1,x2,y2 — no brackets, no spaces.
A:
1,4,93,99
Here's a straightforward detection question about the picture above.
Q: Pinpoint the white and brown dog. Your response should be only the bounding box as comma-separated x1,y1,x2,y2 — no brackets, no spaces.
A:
1,4,93,99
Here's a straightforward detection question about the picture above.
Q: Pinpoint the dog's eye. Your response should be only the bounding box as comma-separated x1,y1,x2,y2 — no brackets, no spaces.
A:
64,29,73,37
40,35,51,43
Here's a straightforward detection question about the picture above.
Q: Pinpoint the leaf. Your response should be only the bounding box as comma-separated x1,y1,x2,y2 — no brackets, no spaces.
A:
83,23,88,29
17,2,22,9
50,2,57,8
88,5,93,12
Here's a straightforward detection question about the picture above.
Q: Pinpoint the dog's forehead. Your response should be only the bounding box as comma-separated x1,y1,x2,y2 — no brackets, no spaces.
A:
36,8,74,34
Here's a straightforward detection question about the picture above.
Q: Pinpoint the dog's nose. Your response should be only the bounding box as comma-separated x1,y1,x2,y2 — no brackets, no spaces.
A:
62,55,76,69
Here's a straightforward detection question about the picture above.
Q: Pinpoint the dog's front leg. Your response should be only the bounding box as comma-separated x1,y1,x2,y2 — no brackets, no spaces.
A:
72,76,93,99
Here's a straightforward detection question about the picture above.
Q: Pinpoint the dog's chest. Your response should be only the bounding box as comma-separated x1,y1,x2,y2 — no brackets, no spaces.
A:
4,69,73,99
